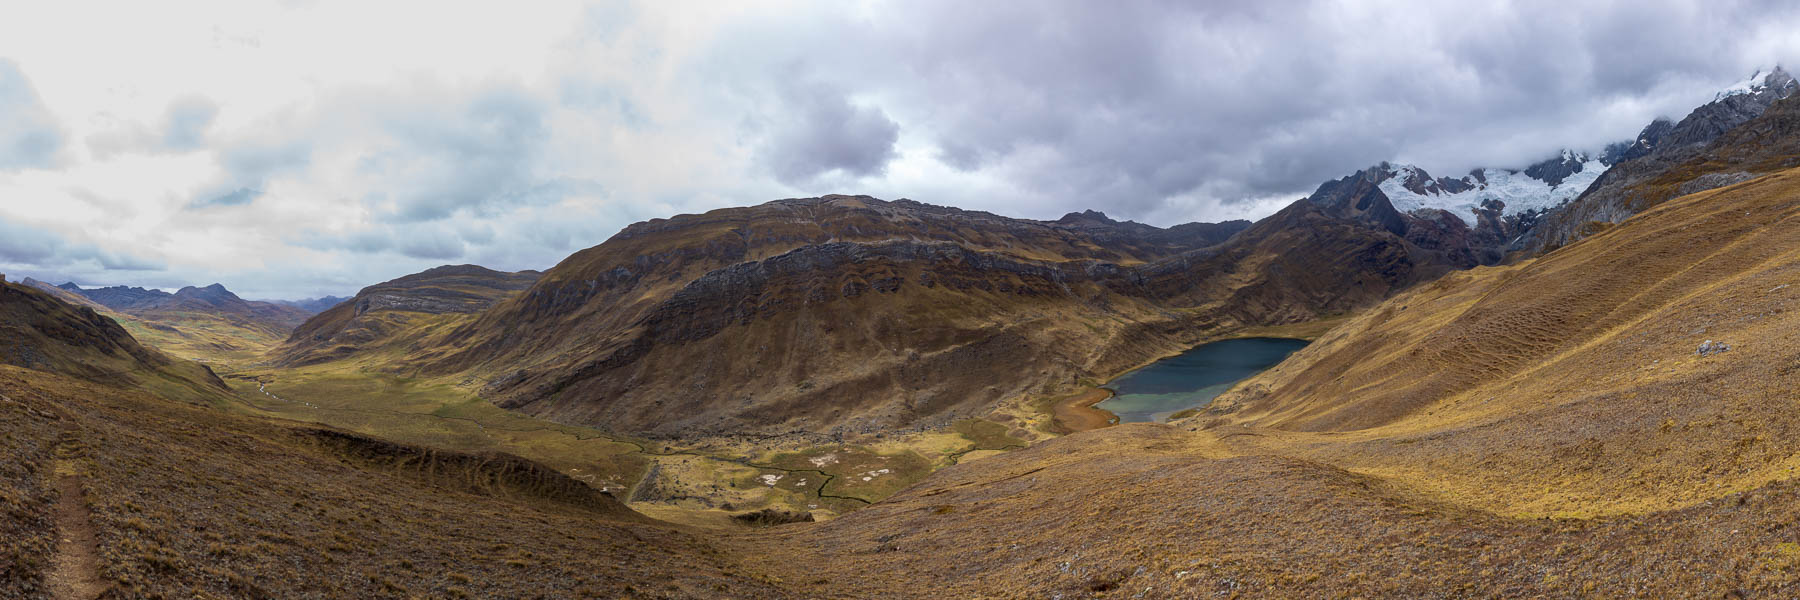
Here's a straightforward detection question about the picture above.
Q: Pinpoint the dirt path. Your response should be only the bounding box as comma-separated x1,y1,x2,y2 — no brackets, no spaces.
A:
47,434,104,600
1050,388,1116,434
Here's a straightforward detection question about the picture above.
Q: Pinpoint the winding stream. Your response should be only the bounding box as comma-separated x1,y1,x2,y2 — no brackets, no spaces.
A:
1096,337,1309,423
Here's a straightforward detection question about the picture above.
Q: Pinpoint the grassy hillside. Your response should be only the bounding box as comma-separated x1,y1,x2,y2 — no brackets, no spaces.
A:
1211,166,1800,517
0,367,793,598
339,195,1444,445
724,166,1800,597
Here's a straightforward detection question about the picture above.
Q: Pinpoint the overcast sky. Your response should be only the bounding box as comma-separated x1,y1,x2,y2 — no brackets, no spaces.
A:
2,1,1798,299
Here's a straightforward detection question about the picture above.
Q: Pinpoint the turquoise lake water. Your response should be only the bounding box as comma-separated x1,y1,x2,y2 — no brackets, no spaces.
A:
1095,337,1310,423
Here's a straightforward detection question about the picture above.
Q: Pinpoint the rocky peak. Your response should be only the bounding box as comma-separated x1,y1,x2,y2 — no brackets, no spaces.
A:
173,283,245,307
1055,209,1119,227
1713,66,1798,102
1522,150,1590,186
1307,168,1409,236
1601,118,1675,165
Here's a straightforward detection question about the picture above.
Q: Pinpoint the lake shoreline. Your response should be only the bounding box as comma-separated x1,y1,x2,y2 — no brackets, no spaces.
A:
1039,315,1350,434
1096,337,1312,424
1050,388,1116,434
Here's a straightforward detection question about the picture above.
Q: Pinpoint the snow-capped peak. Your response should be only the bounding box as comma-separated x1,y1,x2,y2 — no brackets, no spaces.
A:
1369,152,1606,226
1714,66,1793,101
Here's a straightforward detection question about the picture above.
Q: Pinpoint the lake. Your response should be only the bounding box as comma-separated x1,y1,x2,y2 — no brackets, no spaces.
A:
1095,337,1310,423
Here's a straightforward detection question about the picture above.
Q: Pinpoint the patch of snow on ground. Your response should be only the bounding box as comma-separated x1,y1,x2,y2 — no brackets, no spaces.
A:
759,473,784,486
1378,159,1606,226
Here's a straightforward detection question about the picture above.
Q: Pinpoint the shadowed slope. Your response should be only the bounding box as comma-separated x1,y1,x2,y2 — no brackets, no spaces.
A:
274,265,540,366
0,280,169,384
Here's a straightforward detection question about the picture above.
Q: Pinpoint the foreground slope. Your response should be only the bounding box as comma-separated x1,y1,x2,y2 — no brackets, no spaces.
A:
0,368,789,599
0,276,787,599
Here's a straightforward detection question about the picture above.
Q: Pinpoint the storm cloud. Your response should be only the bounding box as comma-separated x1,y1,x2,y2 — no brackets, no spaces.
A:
2,1,1799,299
757,79,901,184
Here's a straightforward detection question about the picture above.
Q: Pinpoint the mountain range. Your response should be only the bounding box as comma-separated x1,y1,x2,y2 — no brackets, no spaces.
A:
7,65,1800,597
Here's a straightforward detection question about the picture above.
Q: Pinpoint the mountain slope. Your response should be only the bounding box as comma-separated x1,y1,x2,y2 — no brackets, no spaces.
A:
274,265,541,366
1211,164,1800,516
0,277,167,383
0,358,788,598
0,276,229,406
266,295,350,314
739,165,1800,600
303,193,1472,441
53,281,314,363
1528,67,1799,251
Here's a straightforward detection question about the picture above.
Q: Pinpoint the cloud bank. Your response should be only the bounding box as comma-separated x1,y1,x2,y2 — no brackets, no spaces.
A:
1,0,1799,298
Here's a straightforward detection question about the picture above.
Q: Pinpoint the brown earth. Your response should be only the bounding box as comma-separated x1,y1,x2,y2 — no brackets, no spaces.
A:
274,264,540,366
0,367,791,599
7,164,1800,598
726,166,1800,597
1049,388,1114,434
273,193,1464,443
47,471,102,600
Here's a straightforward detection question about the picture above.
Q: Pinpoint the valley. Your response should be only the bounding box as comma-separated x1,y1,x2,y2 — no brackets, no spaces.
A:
9,30,1800,596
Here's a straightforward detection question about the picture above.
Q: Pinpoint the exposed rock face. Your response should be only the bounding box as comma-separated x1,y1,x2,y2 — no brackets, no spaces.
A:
1527,67,1799,252
273,265,540,366
1600,118,1675,165
1522,151,1588,186
1307,169,1410,236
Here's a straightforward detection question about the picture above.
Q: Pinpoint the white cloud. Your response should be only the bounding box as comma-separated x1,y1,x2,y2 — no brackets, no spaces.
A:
1,0,1799,298
0,59,63,169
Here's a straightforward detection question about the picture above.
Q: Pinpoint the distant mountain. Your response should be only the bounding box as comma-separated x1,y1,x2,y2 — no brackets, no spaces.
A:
59,281,311,330
1294,67,1800,262
61,282,171,310
20,277,110,312
53,280,314,362
274,265,541,366
1357,150,1612,229
267,296,350,314
1527,66,1800,251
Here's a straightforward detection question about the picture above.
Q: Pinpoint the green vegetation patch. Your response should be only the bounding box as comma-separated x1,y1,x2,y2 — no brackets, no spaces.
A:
953,418,1025,450
765,446,932,502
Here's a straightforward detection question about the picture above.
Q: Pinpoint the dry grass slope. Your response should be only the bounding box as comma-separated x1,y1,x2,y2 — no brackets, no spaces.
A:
0,367,792,599
722,167,1800,597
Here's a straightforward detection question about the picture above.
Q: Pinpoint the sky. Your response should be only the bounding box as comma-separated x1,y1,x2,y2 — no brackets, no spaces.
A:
1,1,1799,300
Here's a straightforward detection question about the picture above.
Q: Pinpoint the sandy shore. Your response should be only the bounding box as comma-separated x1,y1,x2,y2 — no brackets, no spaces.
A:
1050,388,1116,434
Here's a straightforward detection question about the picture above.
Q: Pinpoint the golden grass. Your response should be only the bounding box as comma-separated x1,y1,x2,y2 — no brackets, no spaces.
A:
1204,166,1800,517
